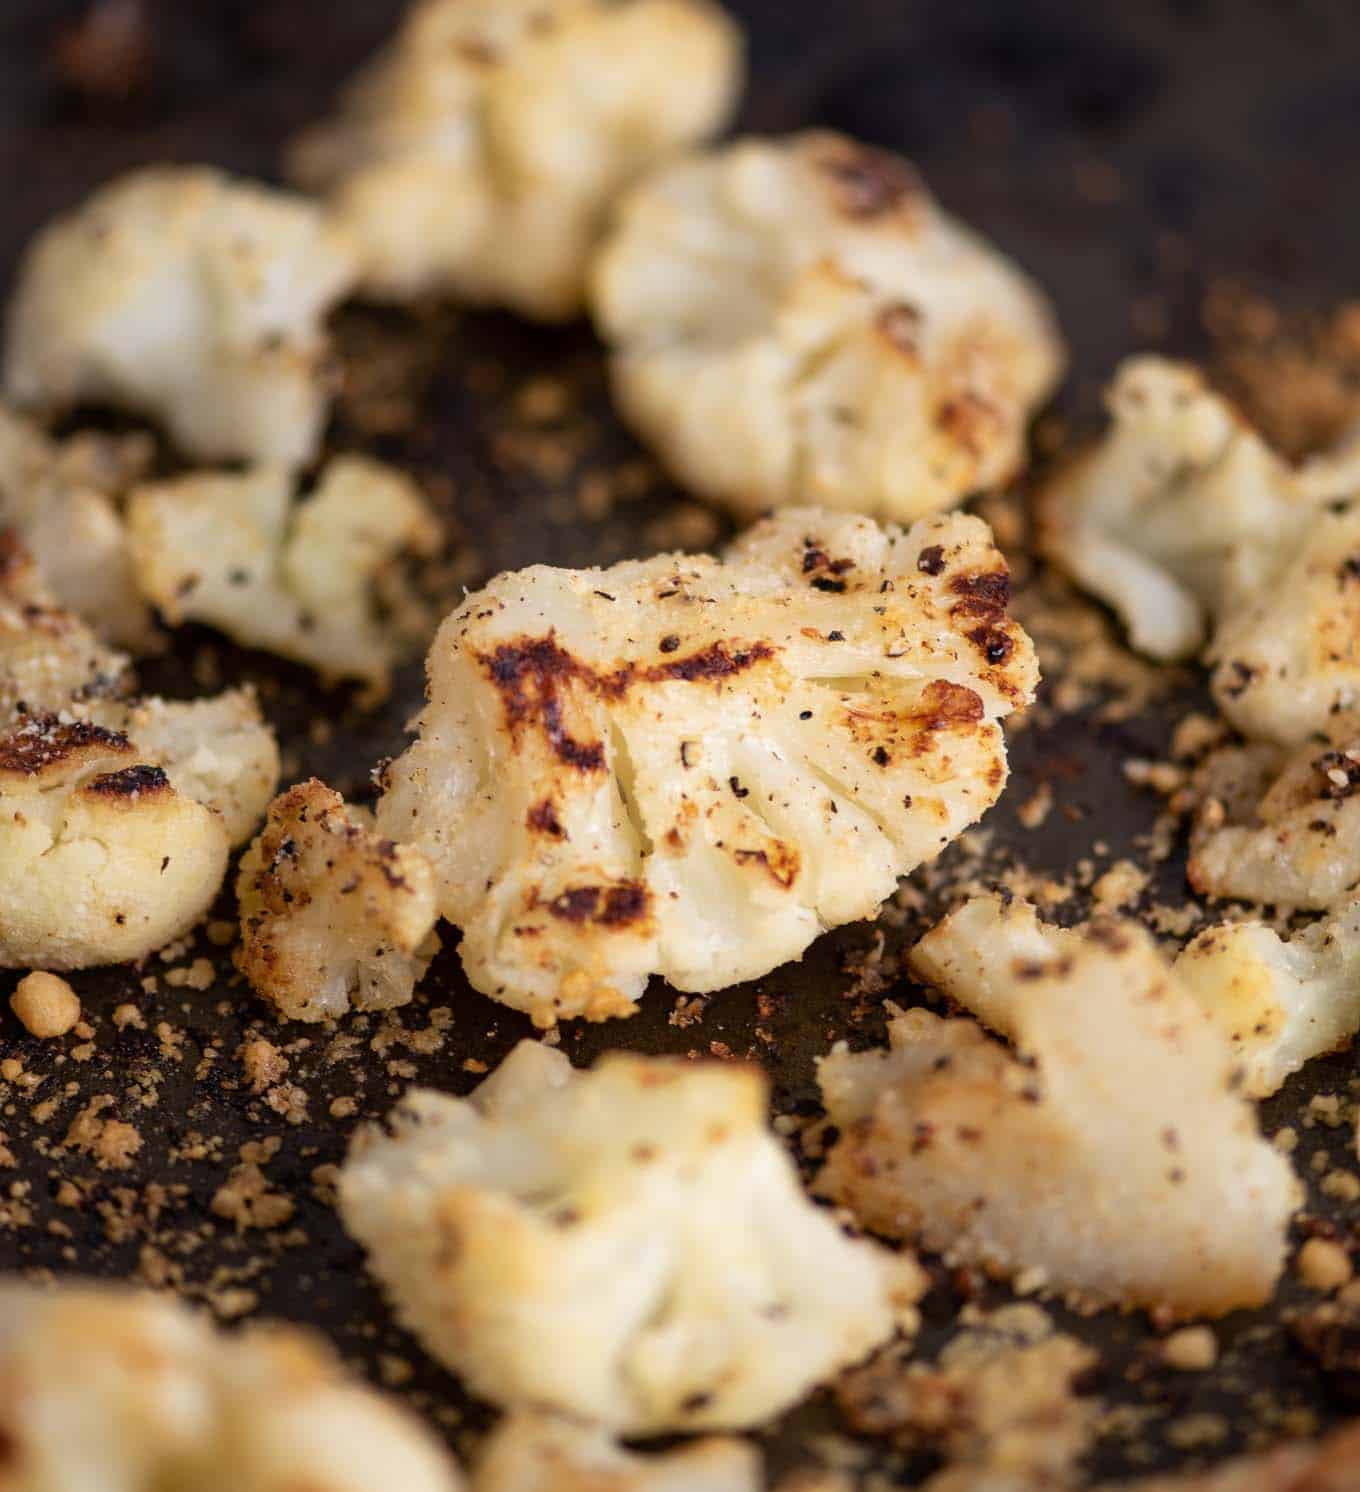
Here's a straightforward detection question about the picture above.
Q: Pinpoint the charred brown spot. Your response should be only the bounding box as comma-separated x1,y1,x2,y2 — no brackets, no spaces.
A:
936,391,1005,456
0,529,34,584
876,302,922,354
818,140,922,218
916,545,946,576
949,569,1012,617
0,717,131,775
527,799,565,837
802,540,855,593
647,639,776,684
910,678,986,731
544,882,650,928
85,763,171,799
968,625,1015,666
733,841,800,888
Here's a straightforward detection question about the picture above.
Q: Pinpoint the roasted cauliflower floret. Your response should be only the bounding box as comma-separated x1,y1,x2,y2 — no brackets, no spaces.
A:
1187,731,1360,909
473,1414,760,1492
1036,357,1360,661
289,0,743,319
589,131,1063,522
236,778,440,1023
0,534,131,720
127,456,441,697
1207,505,1360,746
817,896,1298,1316
4,167,357,466
340,1040,921,1433
1175,908,1360,1098
0,402,154,647
0,1283,464,1492
0,716,230,969
376,507,1037,1025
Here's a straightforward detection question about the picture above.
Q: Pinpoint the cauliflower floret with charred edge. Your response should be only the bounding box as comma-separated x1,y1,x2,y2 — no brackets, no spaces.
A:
1207,505,1360,746
1037,357,1360,662
1175,908,1360,1099
816,895,1299,1317
590,131,1063,523
127,456,441,698
289,0,743,320
3,167,357,467
473,1413,760,1492
1187,730,1360,909
0,1283,464,1492
376,507,1037,1026
340,1040,923,1434
0,533,132,721
0,403,155,648
236,778,440,1023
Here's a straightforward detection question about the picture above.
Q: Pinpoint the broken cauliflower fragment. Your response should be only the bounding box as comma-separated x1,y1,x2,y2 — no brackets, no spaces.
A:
377,506,1037,1024
473,1413,760,1492
0,1283,463,1492
127,456,441,696
590,131,1063,522
340,1040,920,1433
0,402,154,647
4,166,357,466
289,0,743,319
817,896,1298,1316
1037,357,1360,661
237,778,440,1022
1175,908,1360,1098
1187,731,1360,909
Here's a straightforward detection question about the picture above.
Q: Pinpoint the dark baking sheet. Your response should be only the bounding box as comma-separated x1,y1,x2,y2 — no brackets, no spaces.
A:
2,0,1360,1481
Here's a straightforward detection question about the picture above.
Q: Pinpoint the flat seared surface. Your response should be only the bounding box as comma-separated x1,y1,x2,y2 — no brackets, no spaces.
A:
2,0,1359,1480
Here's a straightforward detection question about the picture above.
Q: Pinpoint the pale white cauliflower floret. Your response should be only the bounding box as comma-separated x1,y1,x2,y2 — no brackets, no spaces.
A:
1175,907,1360,1098
590,131,1063,522
340,1040,922,1434
473,1413,760,1492
1187,730,1360,909
377,507,1037,1025
4,167,357,466
0,1283,463,1492
1037,357,1360,661
1207,504,1360,746
289,0,743,320
127,456,441,697
236,778,440,1023
816,895,1299,1317
0,403,154,647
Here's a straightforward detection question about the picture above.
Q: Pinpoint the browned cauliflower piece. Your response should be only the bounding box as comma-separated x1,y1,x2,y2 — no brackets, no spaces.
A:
126,456,441,698
289,0,744,319
1188,730,1360,909
590,131,1064,522
376,507,1037,1025
236,778,440,1022
817,896,1299,1317
0,402,155,647
0,1282,464,1492
4,167,358,467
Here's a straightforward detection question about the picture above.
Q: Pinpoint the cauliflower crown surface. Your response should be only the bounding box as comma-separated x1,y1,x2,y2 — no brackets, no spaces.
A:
340,1040,917,1433
377,507,1037,1024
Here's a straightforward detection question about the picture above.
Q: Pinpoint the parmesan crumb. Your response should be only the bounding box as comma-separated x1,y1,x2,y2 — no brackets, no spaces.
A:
1297,1238,1353,1293
10,972,81,1038
1161,1326,1217,1371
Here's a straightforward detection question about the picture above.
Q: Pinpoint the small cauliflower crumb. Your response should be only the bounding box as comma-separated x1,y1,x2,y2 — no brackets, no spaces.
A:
592,131,1063,523
1297,1238,1353,1293
340,1040,920,1433
377,506,1037,1024
289,0,744,320
10,971,80,1038
4,166,357,467
1161,1326,1217,1372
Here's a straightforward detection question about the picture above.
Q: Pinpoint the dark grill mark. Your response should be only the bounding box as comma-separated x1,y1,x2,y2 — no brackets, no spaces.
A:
950,569,1012,616
916,545,946,576
969,625,1015,665
818,140,922,218
0,717,131,775
527,799,565,837
86,763,171,798
545,882,650,927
